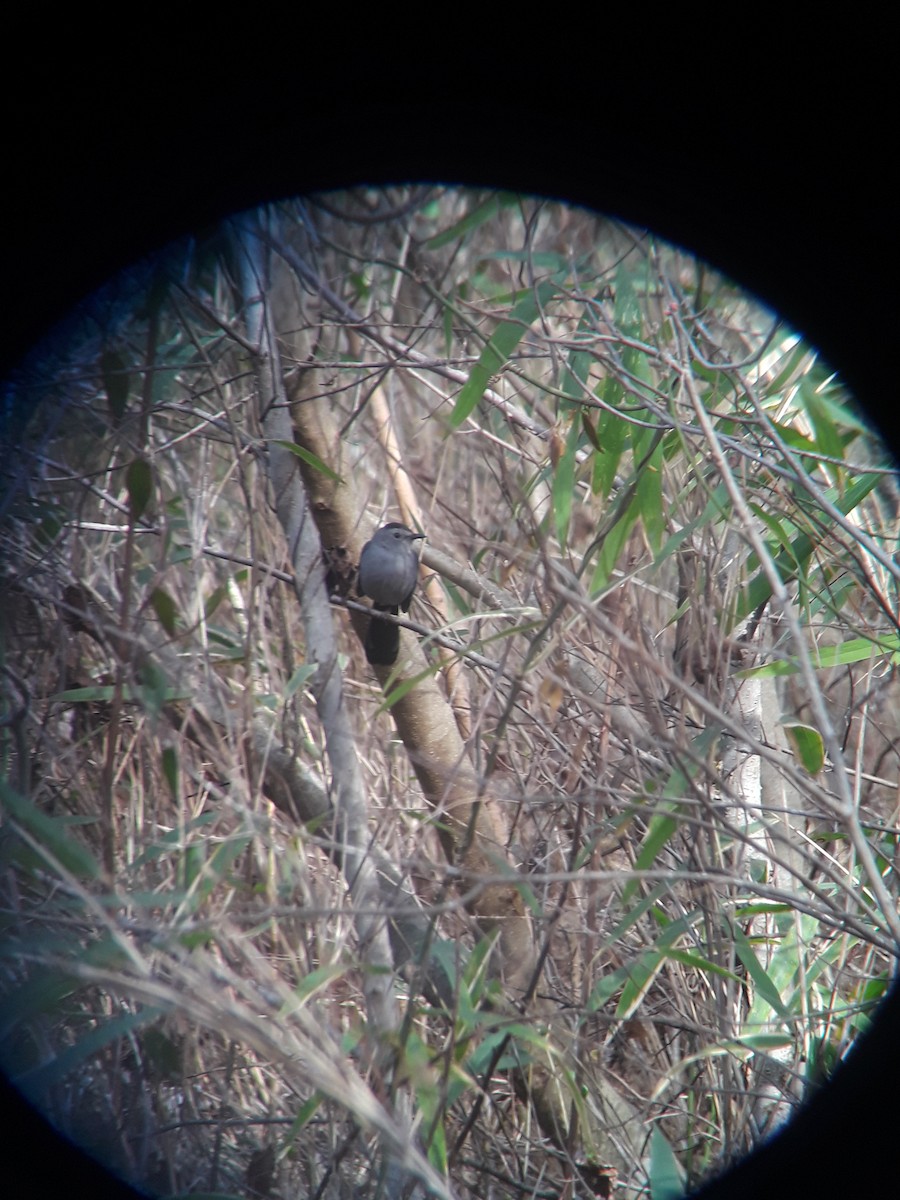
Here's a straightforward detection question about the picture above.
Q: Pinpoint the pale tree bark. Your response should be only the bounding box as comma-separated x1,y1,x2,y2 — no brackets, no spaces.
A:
233,216,423,1197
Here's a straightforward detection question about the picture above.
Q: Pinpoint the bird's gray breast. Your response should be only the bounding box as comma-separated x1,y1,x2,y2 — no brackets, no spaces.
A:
358,542,414,607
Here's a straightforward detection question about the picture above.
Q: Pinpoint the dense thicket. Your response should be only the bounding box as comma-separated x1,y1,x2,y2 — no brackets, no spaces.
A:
2,190,898,1198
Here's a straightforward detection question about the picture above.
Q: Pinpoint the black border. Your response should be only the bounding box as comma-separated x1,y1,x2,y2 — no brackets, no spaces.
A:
2,28,896,1200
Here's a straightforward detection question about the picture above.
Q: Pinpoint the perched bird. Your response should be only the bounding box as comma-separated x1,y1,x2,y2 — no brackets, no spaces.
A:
357,523,424,665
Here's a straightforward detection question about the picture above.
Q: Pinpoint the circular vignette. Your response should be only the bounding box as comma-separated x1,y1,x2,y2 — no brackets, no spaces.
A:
2,65,897,1200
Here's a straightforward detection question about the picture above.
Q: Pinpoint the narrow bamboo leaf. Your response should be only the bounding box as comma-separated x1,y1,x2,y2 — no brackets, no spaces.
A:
617,915,698,1019
203,581,229,619
423,191,519,249
607,883,671,944
802,385,847,466
126,457,153,520
192,836,252,905
466,1029,520,1074
749,504,800,563
614,264,643,339
736,1033,794,1051
161,745,179,801
621,728,720,902
762,336,810,398
589,501,638,596
662,950,743,981
631,808,679,882
52,685,118,702
0,968,79,1041
591,384,627,498
52,683,190,705
783,721,826,775
649,1125,685,1200
150,586,178,636
560,343,592,403
450,279,559,428
285,663,318,698
425,1117,448,1176
617,950,666,1018
273,440,343,483
734,470,882,624
635,437,664,555
803,387,871,435
738,632,899,678
285,1091,323,1139
280,962,349,1013
586,963,635,1012
581,409,602,451
552,414,581,548
19,1007,162,1097
127,812,217,869
0,782,100,880
135,658,171,718
731,922,790,1018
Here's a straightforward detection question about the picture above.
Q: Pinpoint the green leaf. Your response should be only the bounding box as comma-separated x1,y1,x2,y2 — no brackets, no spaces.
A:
161,745,179,801
649,1125,685,1200
622,727,720,903
586,961,637,1012
285,1091,324,1140
801,380,847,468
190,836,252,907
127,812,217,870
552,414,581,549
19,1006,163,1097
738,632,899,678
0,968,80,1043
286,663,318,698
591,382,627,498
560,342,592,404
614,263,643,340
581,409,602,451
272,440,343,483
280,962,349,1014
762,335,810,398
0,781,100,880
52,683,190,706
150,586,178,636
735,470,882,625
423,191,519,249
635,436,664,555
126,457,153,521
450,279,559,428
588,500,638,596
736,1033,794,1052
134,658,172,718
617,914,699,1019
783,721,825,775
203,581,230,620
731,922,790,1018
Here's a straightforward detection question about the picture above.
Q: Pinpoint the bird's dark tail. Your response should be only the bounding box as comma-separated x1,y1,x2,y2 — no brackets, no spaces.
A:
364,607,400,665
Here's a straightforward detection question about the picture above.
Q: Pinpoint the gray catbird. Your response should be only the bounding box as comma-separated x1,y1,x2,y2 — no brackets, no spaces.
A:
357,522,425,665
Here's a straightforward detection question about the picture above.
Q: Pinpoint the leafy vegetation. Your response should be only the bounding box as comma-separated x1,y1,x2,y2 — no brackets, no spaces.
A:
2,188,898,1198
